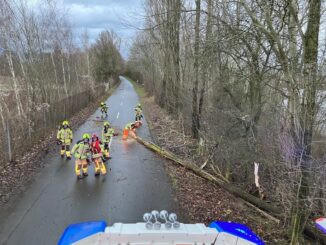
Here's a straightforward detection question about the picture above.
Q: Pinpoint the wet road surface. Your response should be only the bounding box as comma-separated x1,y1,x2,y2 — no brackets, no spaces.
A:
0,77,176,245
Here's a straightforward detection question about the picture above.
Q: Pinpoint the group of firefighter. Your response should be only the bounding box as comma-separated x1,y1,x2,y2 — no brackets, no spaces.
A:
56,102,143,180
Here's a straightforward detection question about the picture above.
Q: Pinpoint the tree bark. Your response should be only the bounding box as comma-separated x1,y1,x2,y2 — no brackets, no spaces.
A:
290,0,322,243
198,0,212,119
171,0,181,113
192,0,201,139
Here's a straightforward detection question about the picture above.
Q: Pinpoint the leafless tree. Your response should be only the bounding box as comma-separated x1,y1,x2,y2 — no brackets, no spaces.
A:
126,0,326,241
0,0,122,165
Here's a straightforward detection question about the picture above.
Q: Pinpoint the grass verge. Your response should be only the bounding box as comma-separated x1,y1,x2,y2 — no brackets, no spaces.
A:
124,76,147,98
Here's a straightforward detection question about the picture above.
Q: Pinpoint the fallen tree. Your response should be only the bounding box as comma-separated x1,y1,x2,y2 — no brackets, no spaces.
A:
135,136,326,244
135,136,280,213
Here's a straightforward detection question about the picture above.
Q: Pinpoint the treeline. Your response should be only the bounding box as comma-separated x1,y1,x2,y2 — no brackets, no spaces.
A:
126,0,326,242
0,0,124,163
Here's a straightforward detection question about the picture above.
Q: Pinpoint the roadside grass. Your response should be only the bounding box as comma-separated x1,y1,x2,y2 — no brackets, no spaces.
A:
123,76,147,98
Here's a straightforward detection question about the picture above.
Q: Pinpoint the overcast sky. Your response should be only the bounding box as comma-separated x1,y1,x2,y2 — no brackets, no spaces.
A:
61,0,145,59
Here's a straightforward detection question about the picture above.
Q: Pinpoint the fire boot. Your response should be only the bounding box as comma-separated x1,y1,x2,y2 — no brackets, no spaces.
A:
66,151,71,160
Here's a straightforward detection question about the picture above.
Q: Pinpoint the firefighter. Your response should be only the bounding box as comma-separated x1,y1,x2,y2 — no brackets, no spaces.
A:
123,122,137,140
56,120,73,160
71,133,91,180
90,134,106,176
102,121,115,159
134,106,143,123
100,102,108,118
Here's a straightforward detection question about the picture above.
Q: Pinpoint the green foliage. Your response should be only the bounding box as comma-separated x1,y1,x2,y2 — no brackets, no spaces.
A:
91,30,124,83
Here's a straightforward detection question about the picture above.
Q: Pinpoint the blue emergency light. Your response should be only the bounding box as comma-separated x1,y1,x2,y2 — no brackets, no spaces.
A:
58,211,265,244
58,221,107,245
209,221,264,245
315,217,326,234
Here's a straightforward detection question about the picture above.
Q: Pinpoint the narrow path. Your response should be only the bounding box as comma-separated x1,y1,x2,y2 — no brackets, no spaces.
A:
0,77,176,245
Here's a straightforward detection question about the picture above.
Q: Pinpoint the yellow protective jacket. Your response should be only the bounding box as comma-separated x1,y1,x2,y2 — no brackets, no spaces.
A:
71,141,91,160
135,107,142,116
102,127,115,143
57,127,73,145
125,123,134,130
101,104,108,112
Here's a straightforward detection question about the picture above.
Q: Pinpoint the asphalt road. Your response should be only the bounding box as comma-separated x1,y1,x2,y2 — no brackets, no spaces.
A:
0,77,176,245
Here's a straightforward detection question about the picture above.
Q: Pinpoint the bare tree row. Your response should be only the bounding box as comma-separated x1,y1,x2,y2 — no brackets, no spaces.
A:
0,0,123,166
126,0,326,242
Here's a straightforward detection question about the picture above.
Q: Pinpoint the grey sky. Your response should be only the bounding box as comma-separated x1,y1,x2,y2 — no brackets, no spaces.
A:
62,0,145,58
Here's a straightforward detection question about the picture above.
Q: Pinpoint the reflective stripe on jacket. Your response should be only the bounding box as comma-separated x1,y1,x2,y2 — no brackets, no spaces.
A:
102,128,114,143
71,141,91,159
135,108,142,116
57,127,73,145
125,123,133,130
